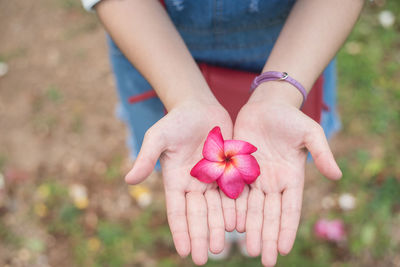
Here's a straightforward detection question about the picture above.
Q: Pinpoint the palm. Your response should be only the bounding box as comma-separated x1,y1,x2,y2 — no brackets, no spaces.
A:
126,101,233,265
159,111,221,190
158,102,232,191
234,103,341,266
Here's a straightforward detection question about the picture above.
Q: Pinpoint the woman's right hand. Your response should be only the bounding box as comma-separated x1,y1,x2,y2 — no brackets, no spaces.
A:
125,100,233,265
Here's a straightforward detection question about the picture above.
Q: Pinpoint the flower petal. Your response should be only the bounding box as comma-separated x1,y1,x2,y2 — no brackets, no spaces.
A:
224,140,257,157
217,164,245,199
203,127,225,162
231,154,260,184
190,159,225,183
314,219,346,242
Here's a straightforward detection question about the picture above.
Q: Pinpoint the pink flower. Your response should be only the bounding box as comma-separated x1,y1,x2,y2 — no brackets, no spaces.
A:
314,219,346,242
190,127,260,199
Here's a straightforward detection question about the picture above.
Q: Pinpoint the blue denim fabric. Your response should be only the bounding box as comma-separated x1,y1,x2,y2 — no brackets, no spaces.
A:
168,0,295,72
321,60,341,139
107,0,340,166
108,37,165,167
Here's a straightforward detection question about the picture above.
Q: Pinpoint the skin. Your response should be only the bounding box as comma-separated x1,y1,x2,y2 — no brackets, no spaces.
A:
234,102,342,266
125,101,232,265
96,0,364,265
234,1,364,266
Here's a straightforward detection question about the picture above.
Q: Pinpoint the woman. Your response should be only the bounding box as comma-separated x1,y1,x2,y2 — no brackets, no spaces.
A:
82,0,363,265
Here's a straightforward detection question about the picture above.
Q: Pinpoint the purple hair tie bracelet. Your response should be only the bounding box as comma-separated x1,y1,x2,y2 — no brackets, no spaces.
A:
250,71,307,108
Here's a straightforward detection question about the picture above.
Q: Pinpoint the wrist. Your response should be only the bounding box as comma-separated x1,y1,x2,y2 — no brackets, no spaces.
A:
165,84,221,111
170,93,226,114
248,80,304,108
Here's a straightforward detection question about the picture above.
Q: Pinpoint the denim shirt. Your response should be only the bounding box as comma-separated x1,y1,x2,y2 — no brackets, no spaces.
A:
84,0,295,71
165,0,295,71
88,0,340,162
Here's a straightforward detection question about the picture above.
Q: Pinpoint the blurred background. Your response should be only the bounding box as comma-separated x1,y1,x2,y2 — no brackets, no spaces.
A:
0,0,399,266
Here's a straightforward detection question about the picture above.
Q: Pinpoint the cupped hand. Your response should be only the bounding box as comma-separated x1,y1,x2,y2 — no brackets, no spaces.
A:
234,101,342,266
125,100,234,265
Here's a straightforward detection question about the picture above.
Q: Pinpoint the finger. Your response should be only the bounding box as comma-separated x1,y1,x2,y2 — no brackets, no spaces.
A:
245,188,264,257
220,189,236,232
235,185,249,233
125,127,166,184
187,192,208,265
262,193,281,267
205,189,225,254
304,124,342,180
278,186,303,256
165,190,191,258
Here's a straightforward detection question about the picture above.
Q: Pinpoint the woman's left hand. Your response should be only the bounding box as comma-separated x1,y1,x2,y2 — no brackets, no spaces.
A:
233,98,342,266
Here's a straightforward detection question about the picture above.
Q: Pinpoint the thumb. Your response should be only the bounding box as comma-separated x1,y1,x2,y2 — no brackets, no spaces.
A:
304,124,342,180
125,127,166,185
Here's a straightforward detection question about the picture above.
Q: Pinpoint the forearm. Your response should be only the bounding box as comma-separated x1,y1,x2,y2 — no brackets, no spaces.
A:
96,0,218,111
250,0,364,107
